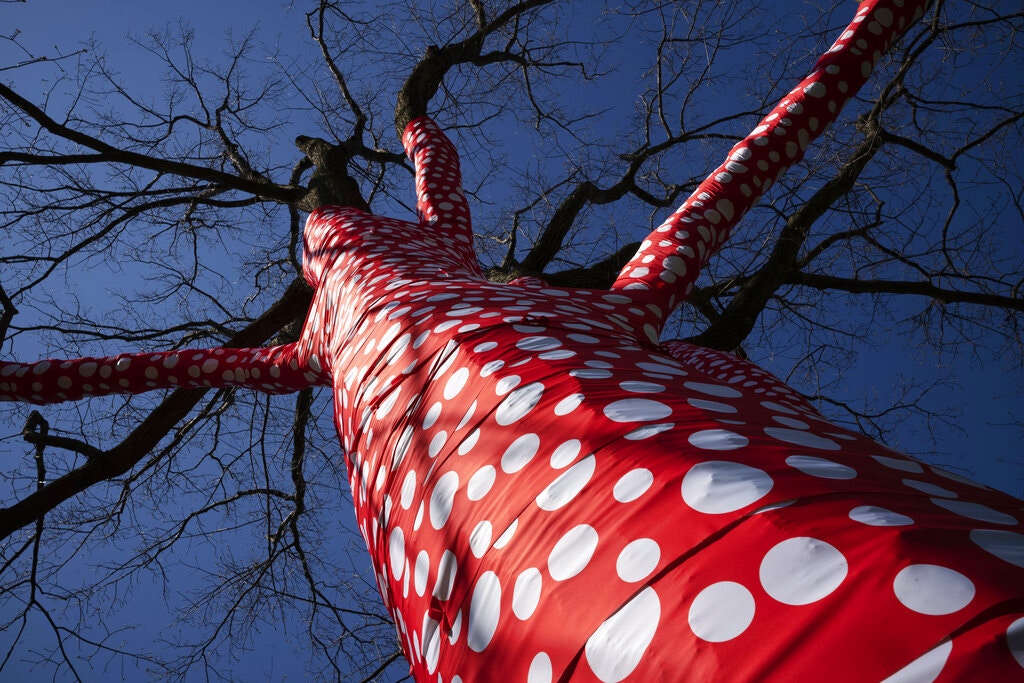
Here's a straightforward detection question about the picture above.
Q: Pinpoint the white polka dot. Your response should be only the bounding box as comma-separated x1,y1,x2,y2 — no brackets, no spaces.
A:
760,400,796,414
603,398,673,422
428,430,448,458
414,550,429,596
764,427,840,450
470,520,493,558
970,529,1024,568
400,470,417,509
880,641,953,683
421,611,442,672
554,393,584,415
513,567,542,620
682,461,774,514
902,479,957,498
433,550,457,601
537,456,595,511
849,505,913,526
548,525,599,581
624,422,675,440
893,564,975,615
620,381,665,393
443,367,470,399
688,581,756,642
684,381,741,398
528,652,553,683
501,433,540,473
429,471,460,529
616,538,660,582
614,469,654,503
1007,617,1024,669
467,571,502,652
455,427,481,454
467,466,496,501
688,398,737,413
759,537,848,605
389,526,406,581
688,429,749,451
584,587,660,683
494,519,517,548
495,375,521,395
786,455,856,479
517,336,561,351
550,439,582,468
930,498,1017,525
496,382,545,425
872,455,923,473
422,402,442,429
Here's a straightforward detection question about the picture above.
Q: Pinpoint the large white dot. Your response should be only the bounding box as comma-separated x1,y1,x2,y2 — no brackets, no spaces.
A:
930,498,1017,525
467,465,496,501
616,538,661,582
1007,617,1024,670
513,567,543,620
501,433,541,473
584,587,661,683
528,652,553,683
467,571,502,652
688,429,749,451
550,439,582,469
764,427,840,450
389,526,406,581
496,382,545,425
432,550,457,600
548,525,599,581
400,470,417,509
849,505,913,527
688,581,756,642
554,393,584,415
429,471,460,529
872,455,923,473
470,520,493,558
422,612,441,673
620,381,666,393
684,381,742,398
902,479,957,498
688,398,737,413
893,564,975,615
517,336,562,351
682,461,773,514
970,529,1024,568
603,398,673,422
414,550,430,596
759,537,848,605
443,367,470,399
880,640,953,683
614,469,654,503
536,455,596,511
786,455,856,480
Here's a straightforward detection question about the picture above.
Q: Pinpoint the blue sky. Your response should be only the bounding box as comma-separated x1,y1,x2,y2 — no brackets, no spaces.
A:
2,0,1021,680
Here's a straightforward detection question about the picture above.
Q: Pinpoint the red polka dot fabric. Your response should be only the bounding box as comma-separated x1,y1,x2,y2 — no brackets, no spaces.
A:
3,1,1023,680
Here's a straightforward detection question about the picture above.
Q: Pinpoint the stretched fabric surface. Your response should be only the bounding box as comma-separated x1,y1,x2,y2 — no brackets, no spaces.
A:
3,0,1022,680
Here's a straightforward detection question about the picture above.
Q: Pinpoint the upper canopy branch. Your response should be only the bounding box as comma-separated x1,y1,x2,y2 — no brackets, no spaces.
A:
393,0,555,136
0,82,301,204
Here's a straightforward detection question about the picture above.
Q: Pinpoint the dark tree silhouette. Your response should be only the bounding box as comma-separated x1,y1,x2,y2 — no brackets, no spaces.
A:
1,0,1022,680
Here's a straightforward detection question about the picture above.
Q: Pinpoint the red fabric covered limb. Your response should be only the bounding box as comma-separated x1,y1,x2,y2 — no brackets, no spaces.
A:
611,0,929,319
0,343,321,405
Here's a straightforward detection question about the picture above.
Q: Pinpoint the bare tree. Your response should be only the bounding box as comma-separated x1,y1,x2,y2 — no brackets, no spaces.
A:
1,0,1021,680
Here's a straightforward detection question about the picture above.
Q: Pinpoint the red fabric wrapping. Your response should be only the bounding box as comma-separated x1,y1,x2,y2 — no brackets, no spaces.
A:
3,1,1023,680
